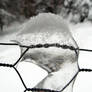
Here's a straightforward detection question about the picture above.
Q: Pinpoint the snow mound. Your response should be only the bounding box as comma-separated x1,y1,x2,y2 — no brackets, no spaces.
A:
16,13,78,48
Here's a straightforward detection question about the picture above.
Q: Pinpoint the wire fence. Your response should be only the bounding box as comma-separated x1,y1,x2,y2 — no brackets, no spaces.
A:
0,42,92,92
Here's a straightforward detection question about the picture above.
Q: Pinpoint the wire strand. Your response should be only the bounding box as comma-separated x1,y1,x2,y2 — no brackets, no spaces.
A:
13,48,30,66
79,68,92,72
13,67,27,90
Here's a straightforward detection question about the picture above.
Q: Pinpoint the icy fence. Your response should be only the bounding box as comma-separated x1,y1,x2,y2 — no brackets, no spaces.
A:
0,42,92,92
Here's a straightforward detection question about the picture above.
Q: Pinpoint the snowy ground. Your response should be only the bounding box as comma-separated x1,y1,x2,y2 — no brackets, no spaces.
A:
0,22,92,92
70,22,92,92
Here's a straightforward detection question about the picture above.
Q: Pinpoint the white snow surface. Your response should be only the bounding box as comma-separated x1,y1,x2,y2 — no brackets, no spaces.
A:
0,18,92,92
70,22,92,92
0,45,21,64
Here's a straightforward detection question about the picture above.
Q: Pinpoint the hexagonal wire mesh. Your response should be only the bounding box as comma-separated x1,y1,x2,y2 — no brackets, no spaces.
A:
0,42,92,92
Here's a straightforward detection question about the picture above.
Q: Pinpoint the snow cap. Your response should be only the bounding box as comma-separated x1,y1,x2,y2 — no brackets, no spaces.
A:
17,13,77,48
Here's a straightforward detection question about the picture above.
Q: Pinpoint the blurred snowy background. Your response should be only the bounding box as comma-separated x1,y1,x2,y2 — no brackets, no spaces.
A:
0,0,92,92
0,0,92,25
